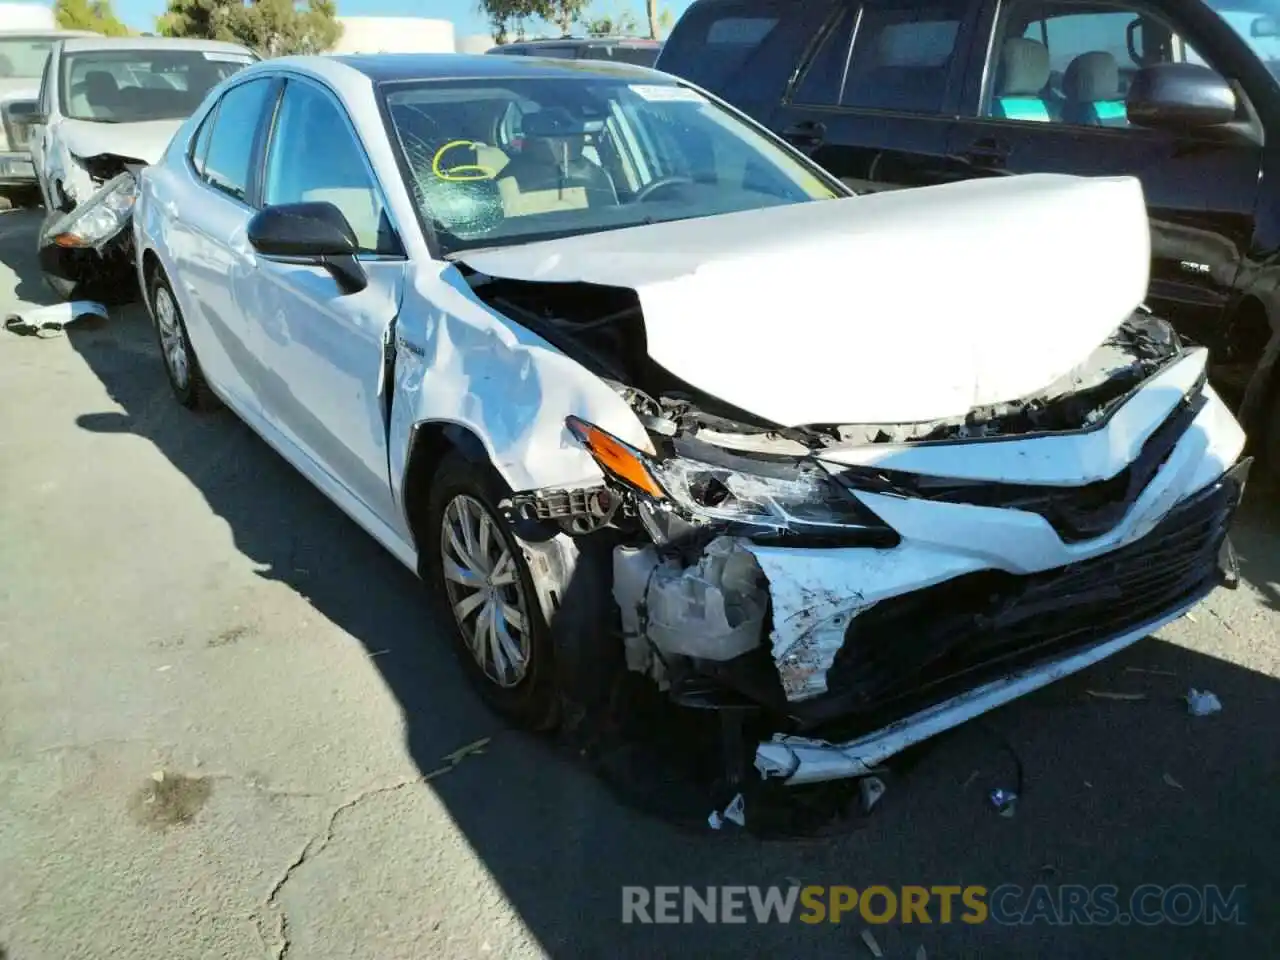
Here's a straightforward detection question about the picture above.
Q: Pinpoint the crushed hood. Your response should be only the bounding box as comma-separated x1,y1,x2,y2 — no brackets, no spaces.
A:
458,174,1152,427
61,117,183,166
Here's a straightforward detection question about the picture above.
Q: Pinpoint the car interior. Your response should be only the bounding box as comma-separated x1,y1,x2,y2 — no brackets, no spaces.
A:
66,57,233,121
988,3,1206,126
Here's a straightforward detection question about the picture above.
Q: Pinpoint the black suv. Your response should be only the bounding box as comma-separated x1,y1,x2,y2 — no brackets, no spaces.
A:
487,36,663,67
658,0,1280,463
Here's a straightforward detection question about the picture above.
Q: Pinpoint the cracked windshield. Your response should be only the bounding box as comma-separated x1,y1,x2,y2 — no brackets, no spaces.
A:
384,75,837,254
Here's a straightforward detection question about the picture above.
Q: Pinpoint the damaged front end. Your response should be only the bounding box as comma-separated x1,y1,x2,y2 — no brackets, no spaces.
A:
38,170,139,302
494,291,1247,787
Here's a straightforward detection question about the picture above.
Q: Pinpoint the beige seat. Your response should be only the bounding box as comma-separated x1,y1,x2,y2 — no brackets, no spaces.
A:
301,187,381,252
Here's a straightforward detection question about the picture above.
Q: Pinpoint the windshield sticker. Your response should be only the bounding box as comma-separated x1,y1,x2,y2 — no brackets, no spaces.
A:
203,52,253,63
628,84,706,103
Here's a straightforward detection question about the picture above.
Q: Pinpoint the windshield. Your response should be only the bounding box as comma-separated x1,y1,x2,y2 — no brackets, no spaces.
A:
60,48,255,122
383,75,839,256
0,37,53,79
1205,0,1280,68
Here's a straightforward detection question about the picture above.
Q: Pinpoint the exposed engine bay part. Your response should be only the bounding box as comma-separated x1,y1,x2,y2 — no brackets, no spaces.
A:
77,153,148,186
38,172,138,303
612,538,768,677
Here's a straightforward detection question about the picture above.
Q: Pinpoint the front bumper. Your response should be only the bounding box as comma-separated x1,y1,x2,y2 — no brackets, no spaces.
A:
609,348,1248,785
0,151,36,187
754,457,1246,784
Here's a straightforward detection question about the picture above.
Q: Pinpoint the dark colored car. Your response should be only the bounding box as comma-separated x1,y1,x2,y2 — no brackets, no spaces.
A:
487,36,663,67
657,0,1280,467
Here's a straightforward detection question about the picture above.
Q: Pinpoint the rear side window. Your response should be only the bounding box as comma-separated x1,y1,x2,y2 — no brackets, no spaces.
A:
660,0,783,92
795,0,970,114
199,77,274,204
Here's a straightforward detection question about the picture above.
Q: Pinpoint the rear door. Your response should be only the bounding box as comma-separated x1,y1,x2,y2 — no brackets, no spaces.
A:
769,0,984,192
165,75,280,417
948,0,1263,356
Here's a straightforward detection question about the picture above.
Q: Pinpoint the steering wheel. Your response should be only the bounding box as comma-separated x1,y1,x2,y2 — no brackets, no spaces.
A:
634,176,696,203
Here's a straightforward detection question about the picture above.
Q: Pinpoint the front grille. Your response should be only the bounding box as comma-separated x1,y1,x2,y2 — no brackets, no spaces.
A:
834,379,1206,543
814,461,1247,722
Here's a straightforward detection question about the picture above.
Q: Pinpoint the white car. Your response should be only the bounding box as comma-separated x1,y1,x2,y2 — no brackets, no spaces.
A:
28,35,256,213
133,53,1248,788
0,28,94,207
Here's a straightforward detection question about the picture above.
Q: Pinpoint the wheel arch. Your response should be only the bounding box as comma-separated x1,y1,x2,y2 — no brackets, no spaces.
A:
400,420,515,575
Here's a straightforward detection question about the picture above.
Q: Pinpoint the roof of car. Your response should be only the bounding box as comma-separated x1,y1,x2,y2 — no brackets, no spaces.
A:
60,36,255,54
329,52,662,83
500,37,662,47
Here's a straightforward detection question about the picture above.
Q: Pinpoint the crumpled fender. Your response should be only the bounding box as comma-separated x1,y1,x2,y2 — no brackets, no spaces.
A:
387,260,652,518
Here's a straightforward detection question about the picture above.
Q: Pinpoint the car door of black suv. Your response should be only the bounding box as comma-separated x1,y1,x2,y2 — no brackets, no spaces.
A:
768,0,986,193
948,0,1265,387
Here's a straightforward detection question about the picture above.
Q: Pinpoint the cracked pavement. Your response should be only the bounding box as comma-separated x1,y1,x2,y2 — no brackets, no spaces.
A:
2,207,1279,958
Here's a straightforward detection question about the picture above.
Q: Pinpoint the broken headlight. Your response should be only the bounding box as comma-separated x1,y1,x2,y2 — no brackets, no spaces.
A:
44,172,137,251
567,417,898,545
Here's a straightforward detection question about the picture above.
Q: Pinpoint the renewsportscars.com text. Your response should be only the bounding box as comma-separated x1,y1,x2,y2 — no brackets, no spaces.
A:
621,884,1247,926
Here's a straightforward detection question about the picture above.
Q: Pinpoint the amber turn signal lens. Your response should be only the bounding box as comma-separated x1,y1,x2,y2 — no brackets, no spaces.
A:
566,417,666,499
52,233,88,248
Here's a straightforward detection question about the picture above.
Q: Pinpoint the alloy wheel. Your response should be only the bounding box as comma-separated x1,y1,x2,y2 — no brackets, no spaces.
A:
154,286,189,390
440,494,533,688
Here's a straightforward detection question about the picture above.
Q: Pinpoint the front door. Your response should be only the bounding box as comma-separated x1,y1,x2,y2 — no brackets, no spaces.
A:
948,0,1264,366
770,0,985,193
247,76,407,524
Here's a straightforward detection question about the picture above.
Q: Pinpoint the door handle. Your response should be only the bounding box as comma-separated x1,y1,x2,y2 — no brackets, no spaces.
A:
958,138,1012,168
782,121,826,147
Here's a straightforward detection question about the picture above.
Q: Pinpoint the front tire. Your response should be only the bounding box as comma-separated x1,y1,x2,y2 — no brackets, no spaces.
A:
149,271,217,410
425,453,559,731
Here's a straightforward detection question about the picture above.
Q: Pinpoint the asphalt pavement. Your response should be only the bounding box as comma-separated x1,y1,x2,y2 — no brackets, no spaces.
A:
2,206,1278,959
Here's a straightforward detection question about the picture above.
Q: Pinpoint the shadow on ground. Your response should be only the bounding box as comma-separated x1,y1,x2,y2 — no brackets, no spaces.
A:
3,213,1277,957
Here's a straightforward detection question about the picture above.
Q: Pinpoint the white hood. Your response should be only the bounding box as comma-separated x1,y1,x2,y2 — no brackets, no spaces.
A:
458,174,1152,427
60,117,183,165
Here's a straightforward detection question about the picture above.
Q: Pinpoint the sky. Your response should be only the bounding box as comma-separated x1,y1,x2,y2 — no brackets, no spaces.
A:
113,0,695,40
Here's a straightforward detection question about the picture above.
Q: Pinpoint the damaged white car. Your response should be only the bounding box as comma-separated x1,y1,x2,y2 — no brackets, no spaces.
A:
29,36,255,299
134,54,1249,788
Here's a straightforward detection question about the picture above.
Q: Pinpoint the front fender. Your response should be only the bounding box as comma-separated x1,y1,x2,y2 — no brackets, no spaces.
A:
388,261,652,520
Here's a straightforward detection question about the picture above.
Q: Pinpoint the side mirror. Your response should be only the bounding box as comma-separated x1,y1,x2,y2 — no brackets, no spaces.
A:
247,201,367,294
1127,62,1237,132
5,98,45,127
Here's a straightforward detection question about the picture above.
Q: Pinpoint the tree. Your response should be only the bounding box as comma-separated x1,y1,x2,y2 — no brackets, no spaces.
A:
479,0,589,41
580,2,638,36
157,0,342,56
55,0,130,36
644,0,659,39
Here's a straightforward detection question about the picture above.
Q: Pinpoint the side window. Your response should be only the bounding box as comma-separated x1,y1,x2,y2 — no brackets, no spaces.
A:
659,0,783,93
38,52,53,115
985,1,1219,127
190,105,218,178
794,11,855,105
262,80,395,255
535,46,579,59
200,78,274,203
839,0,970,114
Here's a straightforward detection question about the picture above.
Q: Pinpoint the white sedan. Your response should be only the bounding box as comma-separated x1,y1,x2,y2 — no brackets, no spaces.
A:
132,53,1248,787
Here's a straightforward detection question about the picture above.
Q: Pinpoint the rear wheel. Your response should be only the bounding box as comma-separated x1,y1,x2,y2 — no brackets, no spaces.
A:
150,271,217,410
425,453,558,730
